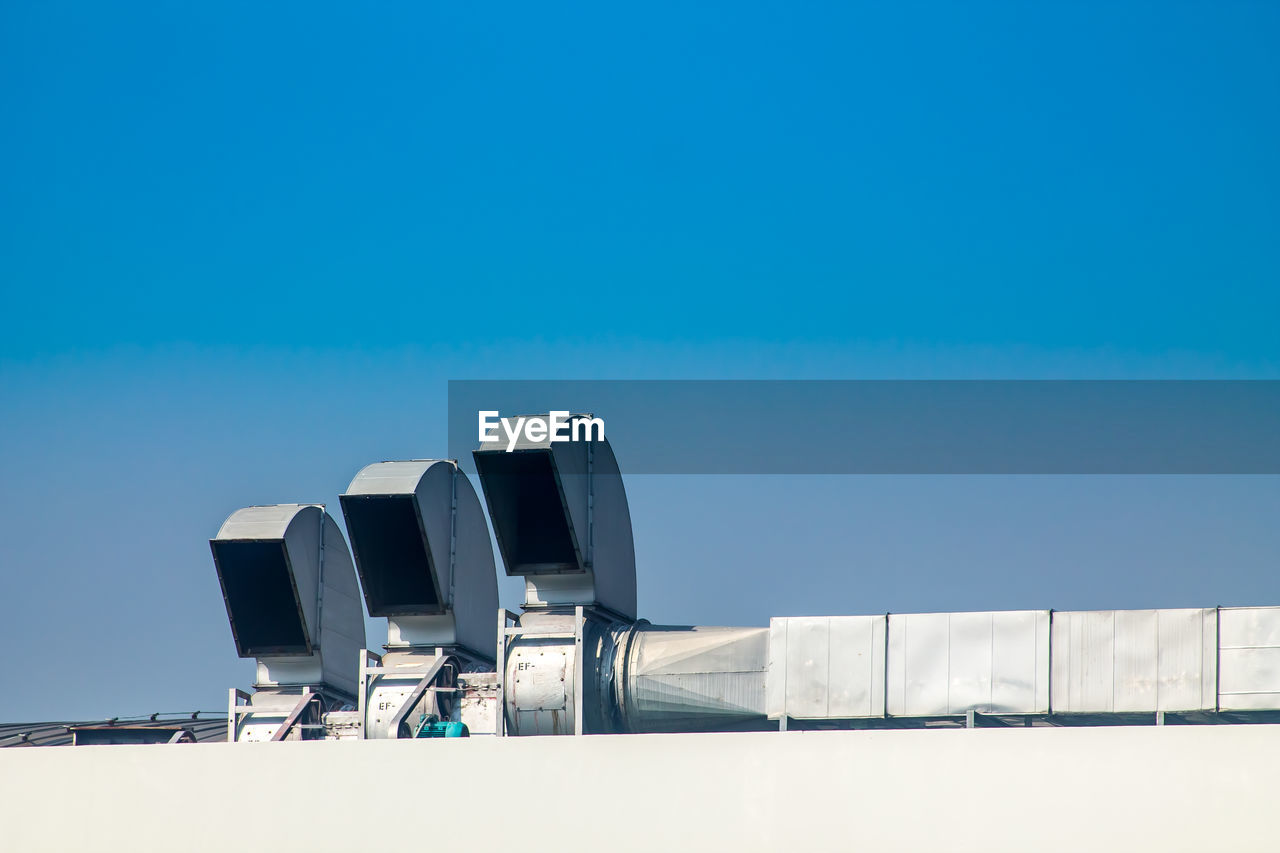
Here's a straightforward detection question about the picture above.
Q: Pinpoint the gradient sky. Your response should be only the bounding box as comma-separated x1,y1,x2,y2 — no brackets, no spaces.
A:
1,2,1277,720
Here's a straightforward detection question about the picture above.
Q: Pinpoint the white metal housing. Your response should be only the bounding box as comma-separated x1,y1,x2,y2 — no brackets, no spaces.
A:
474,415,636,619
1050,608,1217,714
341,460,498,658
211,504,364,700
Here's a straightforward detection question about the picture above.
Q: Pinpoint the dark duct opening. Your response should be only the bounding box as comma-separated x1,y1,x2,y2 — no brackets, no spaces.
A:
212,540,310,656
475,449,581,574
340,494,442,616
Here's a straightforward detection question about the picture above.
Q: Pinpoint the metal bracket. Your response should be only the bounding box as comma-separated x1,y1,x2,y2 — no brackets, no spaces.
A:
227,688,252,742
271,692,320,742
495,609,519,737
356,649,383,739
388,656,453,739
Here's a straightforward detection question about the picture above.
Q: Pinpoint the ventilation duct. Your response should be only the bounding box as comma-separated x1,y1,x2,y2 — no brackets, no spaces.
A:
341,460,498,659
474,415,636,620
211,504,365,741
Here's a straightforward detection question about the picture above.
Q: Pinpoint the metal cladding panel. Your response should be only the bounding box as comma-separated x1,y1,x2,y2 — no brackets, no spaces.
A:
767,616,886,720
782,618,830,719
887,610,1049,716
1160,607,1219,712
1050,608,1217,714
828,616,887,718
1218,607,1280,711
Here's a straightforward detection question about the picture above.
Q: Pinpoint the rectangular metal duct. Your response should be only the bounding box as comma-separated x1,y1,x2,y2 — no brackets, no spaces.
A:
1049,608,1217,714
767,615,887,720
1218,606,1280,711
887,610,1050,717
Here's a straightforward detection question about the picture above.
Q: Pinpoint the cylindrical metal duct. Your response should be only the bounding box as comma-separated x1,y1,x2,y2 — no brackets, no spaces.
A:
614,625,770,733
503,617,770,735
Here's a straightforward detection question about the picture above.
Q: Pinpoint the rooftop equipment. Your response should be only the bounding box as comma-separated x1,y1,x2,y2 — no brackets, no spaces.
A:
474,415,636,619
340,460,499,738
202,415,1280,744
211,504,365,740
341,460,497,658
477,415,771,735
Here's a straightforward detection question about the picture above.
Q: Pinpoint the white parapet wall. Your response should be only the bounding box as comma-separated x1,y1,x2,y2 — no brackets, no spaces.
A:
2,725,1278,852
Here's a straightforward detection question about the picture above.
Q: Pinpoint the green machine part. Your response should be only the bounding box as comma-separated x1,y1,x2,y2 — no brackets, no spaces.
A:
413,716,470,738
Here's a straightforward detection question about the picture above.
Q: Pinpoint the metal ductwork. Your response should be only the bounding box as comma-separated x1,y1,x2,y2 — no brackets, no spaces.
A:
614,625,770,733
211,504,366,741
340,459,498,660
477,415,771,736
206,417,1280,744
340,460,501,738
474,415,636,620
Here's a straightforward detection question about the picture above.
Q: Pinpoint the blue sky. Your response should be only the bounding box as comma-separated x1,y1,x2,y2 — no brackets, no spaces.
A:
1,2,1277,720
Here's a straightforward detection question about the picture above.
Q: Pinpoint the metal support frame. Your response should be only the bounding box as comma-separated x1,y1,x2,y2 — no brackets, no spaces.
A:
227,689,251,742
271,691,320,742
495,609,519,737
387,656,453,739
356,649,383,739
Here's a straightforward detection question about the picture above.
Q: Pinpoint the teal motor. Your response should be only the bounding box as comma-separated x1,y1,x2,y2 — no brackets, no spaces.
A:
413,716,469,738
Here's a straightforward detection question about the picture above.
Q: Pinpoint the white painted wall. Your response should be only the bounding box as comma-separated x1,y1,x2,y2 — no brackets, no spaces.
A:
2,725,1277,852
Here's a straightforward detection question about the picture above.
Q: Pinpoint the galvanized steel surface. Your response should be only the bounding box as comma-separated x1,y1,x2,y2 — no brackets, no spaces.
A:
1050,608,1217,713
474,418,637,619
768,606,1279,722
1218,606,1280,711
768,615,887,719
888,610,1050,716
341,460,498,658
211,504,365,700
618,625,769,732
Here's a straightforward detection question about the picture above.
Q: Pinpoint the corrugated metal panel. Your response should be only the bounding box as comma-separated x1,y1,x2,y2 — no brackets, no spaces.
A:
887,610,1049,716
767,616,886,719
1050,608,1217,713
1218,606,1280,711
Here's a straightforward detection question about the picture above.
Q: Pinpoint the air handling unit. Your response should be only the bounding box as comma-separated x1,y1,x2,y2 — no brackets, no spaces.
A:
203,413,1280,743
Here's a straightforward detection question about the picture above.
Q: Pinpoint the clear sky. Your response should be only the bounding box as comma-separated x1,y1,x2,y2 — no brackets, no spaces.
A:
1,2,1277,720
